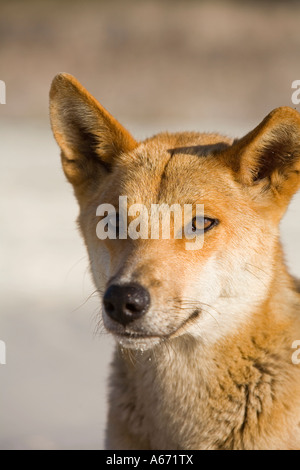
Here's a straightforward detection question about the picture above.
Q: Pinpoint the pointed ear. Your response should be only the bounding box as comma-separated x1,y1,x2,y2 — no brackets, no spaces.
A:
49,73,138,191
223,107,300,207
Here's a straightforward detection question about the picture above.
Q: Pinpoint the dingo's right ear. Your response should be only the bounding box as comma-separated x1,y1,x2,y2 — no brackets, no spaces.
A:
49,73,138,192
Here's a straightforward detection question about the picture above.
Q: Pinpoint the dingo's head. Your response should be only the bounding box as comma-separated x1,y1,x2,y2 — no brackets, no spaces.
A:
50,74,300,350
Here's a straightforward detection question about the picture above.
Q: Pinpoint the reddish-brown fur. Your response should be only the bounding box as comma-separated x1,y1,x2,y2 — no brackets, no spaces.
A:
50,73,300,449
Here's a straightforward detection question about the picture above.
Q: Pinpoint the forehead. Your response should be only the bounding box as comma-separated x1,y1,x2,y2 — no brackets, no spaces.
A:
108,131,238,207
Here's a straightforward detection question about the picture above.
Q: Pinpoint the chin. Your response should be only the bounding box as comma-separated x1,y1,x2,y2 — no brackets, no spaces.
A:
113,333,163,351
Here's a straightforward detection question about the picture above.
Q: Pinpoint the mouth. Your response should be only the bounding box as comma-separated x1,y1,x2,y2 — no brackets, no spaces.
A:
105,309,201,350
113,332,162,350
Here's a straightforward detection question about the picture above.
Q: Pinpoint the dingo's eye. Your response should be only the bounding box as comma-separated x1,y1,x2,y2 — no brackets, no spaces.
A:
189,216,218,234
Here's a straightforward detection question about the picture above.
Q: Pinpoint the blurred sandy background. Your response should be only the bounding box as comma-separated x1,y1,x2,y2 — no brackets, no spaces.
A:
1,0,300,450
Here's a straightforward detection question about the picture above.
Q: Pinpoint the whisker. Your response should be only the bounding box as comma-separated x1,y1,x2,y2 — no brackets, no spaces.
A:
71,289,102,313
64,256,88,282
177,297,222,318
245,262,269,278
244,264,267,287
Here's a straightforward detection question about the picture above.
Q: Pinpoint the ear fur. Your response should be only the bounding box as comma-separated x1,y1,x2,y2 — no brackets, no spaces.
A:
49,73,138,190
223,107,300,206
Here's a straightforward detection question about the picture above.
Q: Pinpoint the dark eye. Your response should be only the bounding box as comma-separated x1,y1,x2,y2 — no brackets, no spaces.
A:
191,216,218,233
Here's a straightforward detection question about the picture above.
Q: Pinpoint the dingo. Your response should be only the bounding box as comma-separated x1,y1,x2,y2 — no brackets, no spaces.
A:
50,73,300,450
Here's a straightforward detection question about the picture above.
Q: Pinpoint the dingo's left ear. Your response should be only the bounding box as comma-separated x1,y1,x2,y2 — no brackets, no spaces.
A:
50,73,138,193
225,107,300,208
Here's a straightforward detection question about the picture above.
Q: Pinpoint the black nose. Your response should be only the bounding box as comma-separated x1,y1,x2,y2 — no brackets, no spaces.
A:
103,283,151,326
